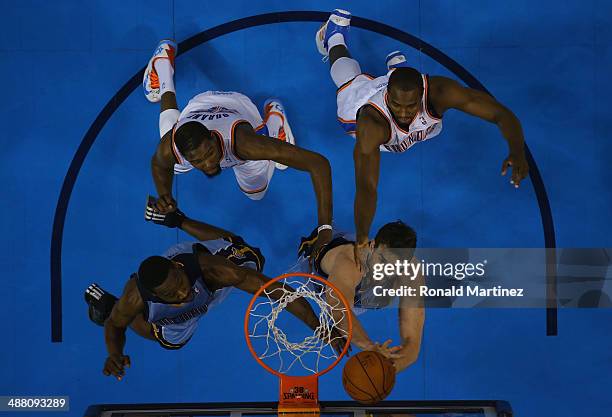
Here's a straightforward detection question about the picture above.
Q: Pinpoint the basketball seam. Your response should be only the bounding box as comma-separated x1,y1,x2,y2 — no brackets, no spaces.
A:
343,378,377,402
357,354,383,399
376,351,387,395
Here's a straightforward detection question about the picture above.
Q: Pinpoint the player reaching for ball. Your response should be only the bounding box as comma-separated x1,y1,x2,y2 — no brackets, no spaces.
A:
84,198,344,380
296,221,424,373
316,9,529,269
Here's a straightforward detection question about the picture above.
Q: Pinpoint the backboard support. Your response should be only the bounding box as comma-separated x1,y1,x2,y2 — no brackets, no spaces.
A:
84,400,514,417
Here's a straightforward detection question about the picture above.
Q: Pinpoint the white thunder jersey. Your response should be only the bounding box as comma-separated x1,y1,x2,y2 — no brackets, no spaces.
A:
337,72,443,153
171,91,265,173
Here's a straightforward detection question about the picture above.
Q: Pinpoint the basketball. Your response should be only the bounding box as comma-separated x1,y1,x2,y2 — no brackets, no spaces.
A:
342,351,396,404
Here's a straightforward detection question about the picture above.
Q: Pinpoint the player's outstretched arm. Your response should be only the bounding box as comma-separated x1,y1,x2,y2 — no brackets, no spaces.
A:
353,107,389,266
144,196,235,240
431,76,529,188
394,266,425,373
202,255,321,331
151,132,178,212
103,278,144,380
180,218,235,241
233,123,333,244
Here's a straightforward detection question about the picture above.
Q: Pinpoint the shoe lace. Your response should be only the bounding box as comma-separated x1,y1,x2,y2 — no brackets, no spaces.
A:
150,69,160,89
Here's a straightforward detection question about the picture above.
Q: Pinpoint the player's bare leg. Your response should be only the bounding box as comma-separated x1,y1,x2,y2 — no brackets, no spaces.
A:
329,44,352,67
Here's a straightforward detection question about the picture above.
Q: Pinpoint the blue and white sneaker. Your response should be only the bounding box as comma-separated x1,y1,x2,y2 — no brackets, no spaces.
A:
143,39,177,103
386,50,409,70
315,9,352,60
263,98,296,170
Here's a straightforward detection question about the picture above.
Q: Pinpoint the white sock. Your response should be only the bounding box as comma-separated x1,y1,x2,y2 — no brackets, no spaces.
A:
327,33,346,52
153,58,175,96
265,110,284,139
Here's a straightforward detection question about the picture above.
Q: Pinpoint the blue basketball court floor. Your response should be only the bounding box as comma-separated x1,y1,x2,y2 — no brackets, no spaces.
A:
2,1,611,416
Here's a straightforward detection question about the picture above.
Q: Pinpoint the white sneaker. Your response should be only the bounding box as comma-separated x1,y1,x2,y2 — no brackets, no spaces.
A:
315,9,352,60
263,98,295,170
143,39,177,103
386,50,409,70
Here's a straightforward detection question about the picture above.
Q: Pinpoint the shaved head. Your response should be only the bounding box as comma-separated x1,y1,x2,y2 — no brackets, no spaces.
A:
385,67,424,126
388,67,422,93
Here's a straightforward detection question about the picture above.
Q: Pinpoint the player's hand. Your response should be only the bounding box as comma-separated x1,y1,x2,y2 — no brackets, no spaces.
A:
103,354,130,381
145,196,186,228
155,194,177,213
373,339,402,360
353,241,370,272
501,153,529,188
310,229,333,266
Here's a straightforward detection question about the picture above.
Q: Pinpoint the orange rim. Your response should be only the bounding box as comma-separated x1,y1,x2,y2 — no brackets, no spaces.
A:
244,272,353,378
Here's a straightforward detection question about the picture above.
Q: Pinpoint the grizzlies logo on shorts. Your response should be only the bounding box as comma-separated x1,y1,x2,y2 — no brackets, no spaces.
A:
212,235,265,273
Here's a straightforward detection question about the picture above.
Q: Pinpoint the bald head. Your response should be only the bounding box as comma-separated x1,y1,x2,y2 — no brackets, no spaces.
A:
388,67,422,94
385,67,424,126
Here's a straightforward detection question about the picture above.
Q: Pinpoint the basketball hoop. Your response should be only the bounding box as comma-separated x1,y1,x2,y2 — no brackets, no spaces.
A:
244,273,353,416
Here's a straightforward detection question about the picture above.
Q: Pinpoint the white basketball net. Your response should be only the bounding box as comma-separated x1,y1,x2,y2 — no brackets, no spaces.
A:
247,277,350,375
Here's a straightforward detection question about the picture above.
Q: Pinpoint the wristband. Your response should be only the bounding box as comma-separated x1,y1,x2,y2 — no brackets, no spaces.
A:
317,224,332,234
